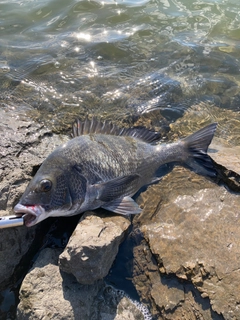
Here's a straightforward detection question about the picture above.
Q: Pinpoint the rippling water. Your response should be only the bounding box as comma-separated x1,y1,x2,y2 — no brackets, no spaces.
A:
1,0,240,131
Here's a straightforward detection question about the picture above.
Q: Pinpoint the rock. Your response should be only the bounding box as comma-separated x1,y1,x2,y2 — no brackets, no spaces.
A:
168,102,240,147
151,277,185,312
131,103,240,319
17,248,102,320
114,296,145,320
0,108,68,290
6,101,240,319
132,237,161,318
134,165,240,319
17,248,149,320
0,222,35,290
210,141,240,174
59,211,131,284
152,276,220,320
132,233,219,320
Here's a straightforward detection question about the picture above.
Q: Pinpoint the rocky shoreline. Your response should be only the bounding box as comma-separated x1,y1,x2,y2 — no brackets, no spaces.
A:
0,104,240,319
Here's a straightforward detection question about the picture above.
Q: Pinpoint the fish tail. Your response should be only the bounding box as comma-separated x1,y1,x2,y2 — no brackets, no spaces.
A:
183,123,217,176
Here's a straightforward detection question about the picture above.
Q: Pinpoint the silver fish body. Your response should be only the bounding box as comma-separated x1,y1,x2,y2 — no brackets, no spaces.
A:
14,119,217,227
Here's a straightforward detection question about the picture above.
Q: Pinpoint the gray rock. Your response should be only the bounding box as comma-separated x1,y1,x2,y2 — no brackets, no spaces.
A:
0,220,35,289
0,108,68,289
59,211,131,284
17,248,148,320
17,248,101,320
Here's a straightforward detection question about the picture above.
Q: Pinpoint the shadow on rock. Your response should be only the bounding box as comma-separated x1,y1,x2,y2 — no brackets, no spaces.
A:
17,248,147,320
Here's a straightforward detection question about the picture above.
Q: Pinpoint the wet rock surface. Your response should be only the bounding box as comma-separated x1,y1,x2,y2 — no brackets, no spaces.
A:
59,211,131,285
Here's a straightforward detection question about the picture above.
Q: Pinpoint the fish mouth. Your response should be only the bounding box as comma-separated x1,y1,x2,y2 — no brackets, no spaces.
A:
14,203,40,227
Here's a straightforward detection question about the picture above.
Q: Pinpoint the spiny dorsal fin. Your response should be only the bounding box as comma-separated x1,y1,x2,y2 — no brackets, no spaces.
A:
72,117,161,144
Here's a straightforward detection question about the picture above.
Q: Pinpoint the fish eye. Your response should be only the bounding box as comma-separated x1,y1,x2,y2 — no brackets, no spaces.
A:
40,179,52,192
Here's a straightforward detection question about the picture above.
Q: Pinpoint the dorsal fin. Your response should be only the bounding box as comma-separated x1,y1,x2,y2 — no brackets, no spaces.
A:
72,117,161,144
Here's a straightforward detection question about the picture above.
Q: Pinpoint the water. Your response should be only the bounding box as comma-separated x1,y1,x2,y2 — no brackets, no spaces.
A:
1,0,240,318
1,0,240,132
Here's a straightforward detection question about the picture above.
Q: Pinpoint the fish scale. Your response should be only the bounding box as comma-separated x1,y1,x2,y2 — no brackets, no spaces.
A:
13,119,217,227
65,134,141,182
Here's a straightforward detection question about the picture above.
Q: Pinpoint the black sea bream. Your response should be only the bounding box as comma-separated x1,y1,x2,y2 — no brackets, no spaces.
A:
14,118,217,227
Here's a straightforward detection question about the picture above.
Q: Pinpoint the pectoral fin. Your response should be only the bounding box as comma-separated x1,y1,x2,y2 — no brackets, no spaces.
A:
95,174,140,202
101,196,141,215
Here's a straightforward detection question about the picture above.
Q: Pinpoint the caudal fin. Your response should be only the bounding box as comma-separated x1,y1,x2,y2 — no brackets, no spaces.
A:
183,123,217,176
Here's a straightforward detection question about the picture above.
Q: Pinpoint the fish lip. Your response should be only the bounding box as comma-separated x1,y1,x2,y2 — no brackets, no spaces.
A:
14,203,39,227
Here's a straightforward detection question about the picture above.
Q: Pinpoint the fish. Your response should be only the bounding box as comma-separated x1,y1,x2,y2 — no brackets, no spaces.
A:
14,117,217,227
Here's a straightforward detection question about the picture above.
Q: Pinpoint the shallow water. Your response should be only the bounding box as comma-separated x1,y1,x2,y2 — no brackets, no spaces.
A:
1,0,240,131
1,0,240,318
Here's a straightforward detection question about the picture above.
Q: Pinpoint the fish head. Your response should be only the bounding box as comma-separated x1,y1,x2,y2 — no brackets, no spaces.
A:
13,162,77,227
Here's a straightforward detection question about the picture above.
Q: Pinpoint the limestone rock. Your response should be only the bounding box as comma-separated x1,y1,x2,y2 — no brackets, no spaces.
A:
151,278,184,312
135,166,240,319
17,248,148,320
210,141,240,174
0,108,68,289
132,236,218,320
131,103,240,319
59,211,131,284
0,223,36,289
17,248,102,320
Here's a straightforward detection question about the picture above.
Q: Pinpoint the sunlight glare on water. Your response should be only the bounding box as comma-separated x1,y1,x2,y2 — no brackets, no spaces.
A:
0,0,240,131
